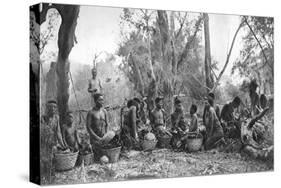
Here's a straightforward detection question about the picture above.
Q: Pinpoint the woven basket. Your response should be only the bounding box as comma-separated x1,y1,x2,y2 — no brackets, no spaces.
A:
185,136,203,152
101,146,121,163
76,153,93,166
54,151,78,171
142,139,157,151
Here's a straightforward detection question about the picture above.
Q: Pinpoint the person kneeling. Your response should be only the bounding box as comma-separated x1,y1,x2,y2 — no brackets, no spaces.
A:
170,98,188,150
203,98,225,150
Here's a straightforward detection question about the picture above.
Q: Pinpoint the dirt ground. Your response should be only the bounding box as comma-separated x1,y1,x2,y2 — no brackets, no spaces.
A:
50,148,273,185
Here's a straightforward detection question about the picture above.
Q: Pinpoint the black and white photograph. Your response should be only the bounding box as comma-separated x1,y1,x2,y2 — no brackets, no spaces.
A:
29,2,274,185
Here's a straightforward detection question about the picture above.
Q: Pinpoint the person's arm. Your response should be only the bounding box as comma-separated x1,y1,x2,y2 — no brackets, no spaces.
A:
56,121,66,149
86,112,102,141
130,107,138,140
208,109,215,137
88,80,92,93
104,109,109,133
203,106,207,126
99,79,103,92
74,129,82,148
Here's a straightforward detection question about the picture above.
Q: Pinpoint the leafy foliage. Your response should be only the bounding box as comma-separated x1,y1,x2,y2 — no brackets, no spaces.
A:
232,16,273,94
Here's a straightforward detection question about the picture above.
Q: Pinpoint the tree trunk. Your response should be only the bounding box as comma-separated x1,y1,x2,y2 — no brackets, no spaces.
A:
56,5,80,125
203,13,213,92
157,10,170,69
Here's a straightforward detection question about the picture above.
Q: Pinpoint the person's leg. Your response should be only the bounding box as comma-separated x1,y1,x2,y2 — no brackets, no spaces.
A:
204,134,223,150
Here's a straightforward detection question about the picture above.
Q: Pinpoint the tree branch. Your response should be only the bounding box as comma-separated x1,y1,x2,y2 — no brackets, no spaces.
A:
211,20,244,92
176,16,202,72
244,16,273,71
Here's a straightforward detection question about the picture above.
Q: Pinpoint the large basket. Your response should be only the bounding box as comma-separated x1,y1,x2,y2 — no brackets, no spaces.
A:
54,151,78,171
158,136,171,148
101,146,122,163
185,135,203,152
142,139,157,151
76,152,93,166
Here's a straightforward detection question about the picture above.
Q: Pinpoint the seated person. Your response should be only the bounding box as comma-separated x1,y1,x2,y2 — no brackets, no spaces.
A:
62,111,79,152
220,96,241,138
170,97,188,149
150,97,172,142
203,98,225,150
203,93,220,121
189,104,199,133
86,93,110,159
121,99,141,150
41,100,66,151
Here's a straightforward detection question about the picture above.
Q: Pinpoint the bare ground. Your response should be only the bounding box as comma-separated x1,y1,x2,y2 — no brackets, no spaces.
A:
50,149,273,185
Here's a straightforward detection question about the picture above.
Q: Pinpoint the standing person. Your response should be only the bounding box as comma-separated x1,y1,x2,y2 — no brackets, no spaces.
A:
88,67,103,107
203,97,225,150
220,96,242,139
86,93,111,160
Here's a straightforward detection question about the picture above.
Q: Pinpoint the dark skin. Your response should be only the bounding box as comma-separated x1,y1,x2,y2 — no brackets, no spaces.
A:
150,100,165,128
88,68,102,94
63,113,79,152
44,103,65,149
86,95,109,145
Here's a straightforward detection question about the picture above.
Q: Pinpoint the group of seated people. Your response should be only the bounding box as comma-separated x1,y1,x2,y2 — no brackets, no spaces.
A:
41,91,244,164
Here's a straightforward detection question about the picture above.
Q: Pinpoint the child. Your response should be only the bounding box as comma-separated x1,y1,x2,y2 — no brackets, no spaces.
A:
63,111,79,152
189,104,199,133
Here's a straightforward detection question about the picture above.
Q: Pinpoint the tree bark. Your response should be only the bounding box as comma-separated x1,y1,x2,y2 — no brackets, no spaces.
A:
203,13,213,92
56,5,80,125
157,10,170,69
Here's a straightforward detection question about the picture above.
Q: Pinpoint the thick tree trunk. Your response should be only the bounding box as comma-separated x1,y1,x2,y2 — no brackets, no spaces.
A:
56,5,80,125
203,13,213,92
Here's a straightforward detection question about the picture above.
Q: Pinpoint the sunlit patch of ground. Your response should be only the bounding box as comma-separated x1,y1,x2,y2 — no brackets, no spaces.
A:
50,149,272,185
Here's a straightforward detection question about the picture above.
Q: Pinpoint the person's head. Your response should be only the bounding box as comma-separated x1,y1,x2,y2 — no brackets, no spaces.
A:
232,96,241,108
208,92,215,100
91,67,97,78
94,93,104,108
174,97,183,112
50,62,56,69
190,104,197,115
46,100,57,116
66,111,74,126
127,99,139,112
207,92,215,106
155,96,164,109
133,97,141,110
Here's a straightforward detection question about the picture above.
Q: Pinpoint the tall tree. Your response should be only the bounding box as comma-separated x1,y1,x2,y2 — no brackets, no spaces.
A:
203,13,213,92
31,3,80,125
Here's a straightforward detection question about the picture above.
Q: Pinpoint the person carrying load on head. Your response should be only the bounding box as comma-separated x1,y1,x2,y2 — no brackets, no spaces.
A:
88,67,103,107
